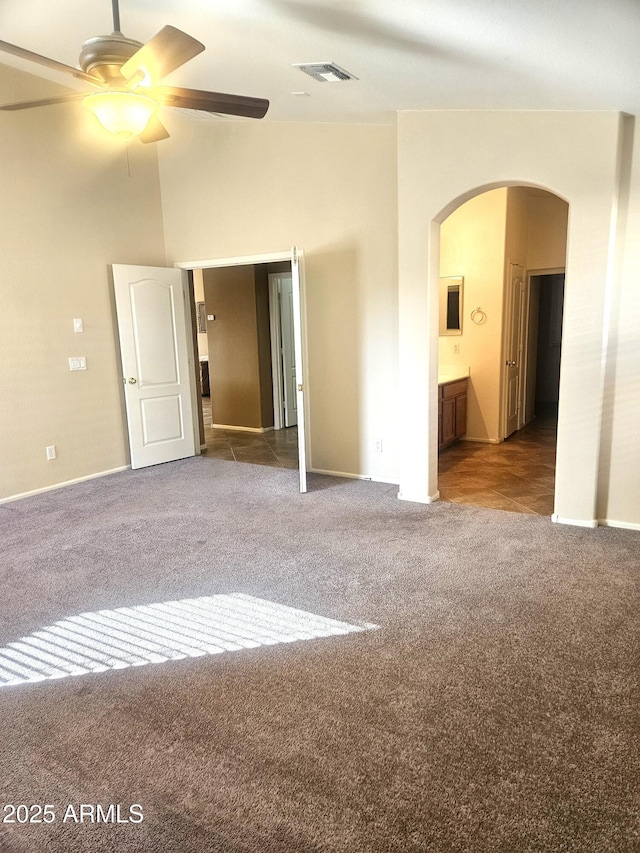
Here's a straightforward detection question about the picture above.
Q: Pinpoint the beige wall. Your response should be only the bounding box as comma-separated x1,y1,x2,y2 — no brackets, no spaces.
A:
0,64,166,502
398,110,629,528
527,194,570,271
598,115,640,527
158,119,399,482
203,265,273,430
2,71,637,532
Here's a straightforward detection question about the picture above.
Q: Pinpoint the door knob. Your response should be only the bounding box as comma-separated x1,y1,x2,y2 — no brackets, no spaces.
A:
506,360,517,367
128,377,137,384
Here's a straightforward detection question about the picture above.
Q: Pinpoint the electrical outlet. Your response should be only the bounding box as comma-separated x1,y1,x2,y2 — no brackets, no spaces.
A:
453,343,460,354
46,445,56,460
374,438,383,453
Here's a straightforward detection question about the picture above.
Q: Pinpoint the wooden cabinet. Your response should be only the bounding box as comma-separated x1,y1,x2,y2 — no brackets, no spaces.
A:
438,378,468,450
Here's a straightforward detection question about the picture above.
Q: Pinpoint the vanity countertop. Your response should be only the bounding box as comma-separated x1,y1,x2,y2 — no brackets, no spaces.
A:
438,367,470,385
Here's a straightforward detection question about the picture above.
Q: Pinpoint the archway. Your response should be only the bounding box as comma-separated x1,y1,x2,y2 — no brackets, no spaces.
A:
396,110,624,528
435,186,569,514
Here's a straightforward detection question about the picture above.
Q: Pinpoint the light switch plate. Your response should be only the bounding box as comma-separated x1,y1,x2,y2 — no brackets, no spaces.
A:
68,357,86,371
73,318,83,333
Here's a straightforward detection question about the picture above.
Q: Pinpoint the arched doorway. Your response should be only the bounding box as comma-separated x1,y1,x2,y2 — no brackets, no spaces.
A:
435,186,569,515
396,109,624,528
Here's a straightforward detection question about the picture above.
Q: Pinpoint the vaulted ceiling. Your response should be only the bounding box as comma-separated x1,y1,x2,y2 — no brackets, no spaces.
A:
1,0,639,125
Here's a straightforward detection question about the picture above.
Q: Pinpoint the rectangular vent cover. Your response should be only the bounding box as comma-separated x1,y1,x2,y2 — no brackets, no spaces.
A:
293,62,358,83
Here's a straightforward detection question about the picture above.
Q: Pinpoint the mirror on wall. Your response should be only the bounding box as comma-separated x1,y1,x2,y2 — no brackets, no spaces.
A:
439,276,464,336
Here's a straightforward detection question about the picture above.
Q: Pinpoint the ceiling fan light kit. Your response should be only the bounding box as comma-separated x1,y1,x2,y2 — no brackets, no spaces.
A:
83,89,158,137
0,0,269,143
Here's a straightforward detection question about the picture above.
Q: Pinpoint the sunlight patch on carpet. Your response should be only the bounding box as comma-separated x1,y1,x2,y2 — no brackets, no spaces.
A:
0,594,378,688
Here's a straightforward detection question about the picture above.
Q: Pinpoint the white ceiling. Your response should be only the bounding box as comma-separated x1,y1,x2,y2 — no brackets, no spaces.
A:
1,0,640,124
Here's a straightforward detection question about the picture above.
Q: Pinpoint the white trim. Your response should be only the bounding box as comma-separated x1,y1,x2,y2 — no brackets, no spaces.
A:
528,267,566,277
268,273,285,431
310,467,395,485
0,466,130,505
291,246,309,493
551,513,598,528
398,490,441,504
175,252,290,271
460,436,503,444
211,423,274,433
597,518,640,531
184,277,202,458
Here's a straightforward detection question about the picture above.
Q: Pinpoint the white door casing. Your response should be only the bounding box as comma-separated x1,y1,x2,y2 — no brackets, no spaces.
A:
269,272,297,429
279,273,298,428
291,247,308,493
504,263,526,439
173,248,309,494
112,264,197,470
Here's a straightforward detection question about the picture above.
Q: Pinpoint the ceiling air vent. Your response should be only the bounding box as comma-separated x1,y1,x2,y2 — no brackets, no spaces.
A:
293,62,358,83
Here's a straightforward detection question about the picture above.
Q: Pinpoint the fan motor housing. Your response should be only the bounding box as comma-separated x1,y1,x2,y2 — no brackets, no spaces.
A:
79,33,143,83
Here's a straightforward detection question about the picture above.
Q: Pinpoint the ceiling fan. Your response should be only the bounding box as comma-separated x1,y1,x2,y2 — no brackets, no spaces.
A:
0,0,269,142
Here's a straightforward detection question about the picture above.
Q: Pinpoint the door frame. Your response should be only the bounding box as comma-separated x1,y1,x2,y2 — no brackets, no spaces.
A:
501,261,526,439
174,250,310,492
525,267,566,422
268,271,297,431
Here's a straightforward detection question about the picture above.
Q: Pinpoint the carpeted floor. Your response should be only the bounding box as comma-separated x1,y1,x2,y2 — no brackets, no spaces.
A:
0,457,638,852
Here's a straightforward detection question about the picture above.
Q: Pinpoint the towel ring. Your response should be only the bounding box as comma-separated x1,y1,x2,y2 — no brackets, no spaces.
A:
471,307,487,325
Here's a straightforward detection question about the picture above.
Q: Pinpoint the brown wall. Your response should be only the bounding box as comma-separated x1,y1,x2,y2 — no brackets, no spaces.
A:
203,265,274,430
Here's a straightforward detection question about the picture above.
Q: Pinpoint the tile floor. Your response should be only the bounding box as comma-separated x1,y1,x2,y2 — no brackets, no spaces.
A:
201,398,557,516
438,414,557,515
201,399,299,469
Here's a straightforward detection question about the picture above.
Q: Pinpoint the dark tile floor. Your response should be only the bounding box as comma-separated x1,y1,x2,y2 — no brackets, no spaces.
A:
438,415,557,516
201,399,299,469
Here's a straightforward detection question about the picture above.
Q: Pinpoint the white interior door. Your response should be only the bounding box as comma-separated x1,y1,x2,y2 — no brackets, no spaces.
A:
504,263,526,439
291,247,308,493
112,264,197,469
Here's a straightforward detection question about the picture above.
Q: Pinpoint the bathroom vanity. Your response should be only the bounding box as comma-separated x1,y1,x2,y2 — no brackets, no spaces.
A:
438,374,468,450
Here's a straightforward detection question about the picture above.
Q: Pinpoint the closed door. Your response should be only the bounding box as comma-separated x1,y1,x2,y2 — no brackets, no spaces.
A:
112,264,197,469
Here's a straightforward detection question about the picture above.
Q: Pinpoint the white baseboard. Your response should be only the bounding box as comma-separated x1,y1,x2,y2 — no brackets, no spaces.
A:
551,514,598,529
309,467,396,485
212,423,274,434
461,436,503,444
0,466,130,505
397,489,440,504
597,518,640,531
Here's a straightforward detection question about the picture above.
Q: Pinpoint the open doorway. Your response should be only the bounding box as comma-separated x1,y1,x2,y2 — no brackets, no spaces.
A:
180,249,308,491
436,187,567,516
193,261,299,470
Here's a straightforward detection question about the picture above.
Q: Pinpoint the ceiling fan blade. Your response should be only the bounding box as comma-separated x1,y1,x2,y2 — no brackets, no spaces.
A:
139,115,170,144
0,92,86,111
0,39,103,85
121,26,204,84
153,86,269,119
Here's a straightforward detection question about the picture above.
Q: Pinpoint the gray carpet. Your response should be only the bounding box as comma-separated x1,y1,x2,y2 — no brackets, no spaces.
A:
0,456,638,852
